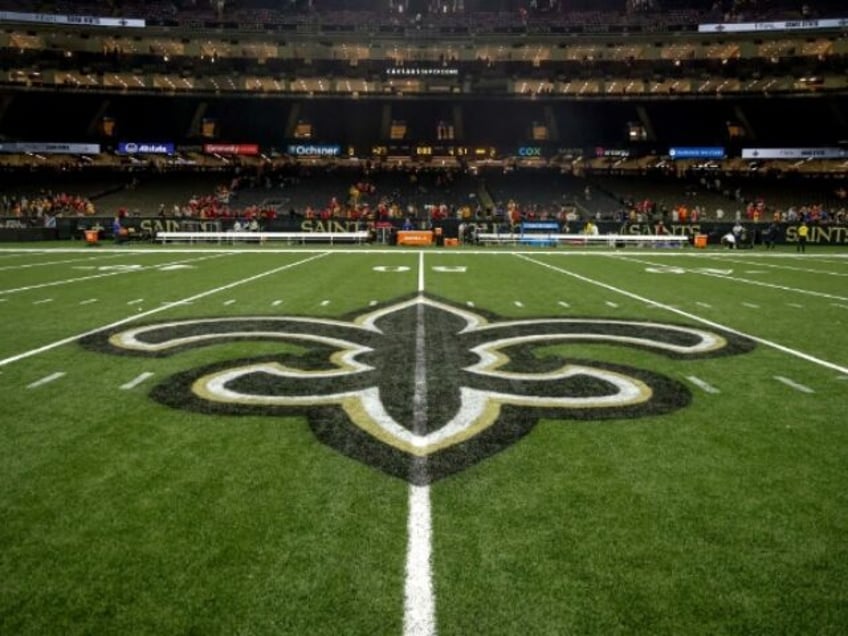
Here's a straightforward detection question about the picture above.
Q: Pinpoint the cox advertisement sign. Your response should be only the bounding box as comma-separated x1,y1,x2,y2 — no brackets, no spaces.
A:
203,144,260,156
516,146,543,157
118,142,174,155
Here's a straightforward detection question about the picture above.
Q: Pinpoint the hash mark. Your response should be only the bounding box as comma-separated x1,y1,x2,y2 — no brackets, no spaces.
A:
127,298,143,305
33,298,53,305
79,298,99,305
686,375,720,394
120,372,154,390
742,302,760,309
774,376,814,394
27,372,65,389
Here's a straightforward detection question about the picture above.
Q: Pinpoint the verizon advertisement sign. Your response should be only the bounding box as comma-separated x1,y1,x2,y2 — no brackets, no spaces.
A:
203,144,259,156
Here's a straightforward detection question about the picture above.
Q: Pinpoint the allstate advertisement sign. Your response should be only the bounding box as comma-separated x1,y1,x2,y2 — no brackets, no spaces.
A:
118,142,175,155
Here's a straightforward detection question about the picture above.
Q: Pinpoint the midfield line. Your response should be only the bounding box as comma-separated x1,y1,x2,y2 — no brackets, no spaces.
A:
517,254,848,376
403,250,436,636
0,252,330,368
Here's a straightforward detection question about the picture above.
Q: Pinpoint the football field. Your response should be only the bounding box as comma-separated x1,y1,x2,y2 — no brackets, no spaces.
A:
0,244,846,635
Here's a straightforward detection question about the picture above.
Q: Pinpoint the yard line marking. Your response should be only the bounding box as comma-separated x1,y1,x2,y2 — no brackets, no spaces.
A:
518,254,848,376
223,299,236,305
127,298,144,305
0,252,331,369
696,301,712,308
558,301,570,308
712,256,848,277
79,298,99,305
271,300,283,306
611,254,848,303
0,254,125,272
404,248,436,636
686,375,720,394
26,372,65,389
0,253,228,296
33,298,53,305
742,302,760,309
774,376,814,394
605,301,619,308
120,372,155,390
514,301,524,307
161,300,194,306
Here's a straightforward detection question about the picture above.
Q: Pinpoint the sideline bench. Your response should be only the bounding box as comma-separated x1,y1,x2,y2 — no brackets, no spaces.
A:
156,231,370,245
475,233,691,247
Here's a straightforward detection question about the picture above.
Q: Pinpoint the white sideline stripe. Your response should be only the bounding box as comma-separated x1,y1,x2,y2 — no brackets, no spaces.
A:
742,302,760,309
79,298,99,305
272,300,283,306
605,301,619,308
0,253,227,296
404,485,436,636
33,298,53,305
27,372,65,389
514,301,524,307
517,254,848,376
0,252,331,369
120,372,154,390
774,376,814,394
696,301,712,308
223,299,236,305
127,298,144,305
687,375,720,394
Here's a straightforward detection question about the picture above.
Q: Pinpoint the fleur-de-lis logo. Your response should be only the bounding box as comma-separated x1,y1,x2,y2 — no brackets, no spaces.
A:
82,294,754,484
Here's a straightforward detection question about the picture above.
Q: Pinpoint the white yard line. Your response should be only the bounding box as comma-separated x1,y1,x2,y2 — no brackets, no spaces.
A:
774,376,815,394
706,255,848,277
0,252,330,369
0,253,228,296
0,254,125,272
120,372,155,390
517,254,848,376
612,254,848,303
686,375,720,394
26,371,65,389
403,250,437,636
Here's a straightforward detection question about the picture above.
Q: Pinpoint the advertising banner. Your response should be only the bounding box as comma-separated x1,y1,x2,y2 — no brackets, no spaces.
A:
698,18,848,33
285,144,342,157
118,142,175,155
742,147,848,159
669,147,726,159
203,144,260,156
0,142,100,154
0,11,145,27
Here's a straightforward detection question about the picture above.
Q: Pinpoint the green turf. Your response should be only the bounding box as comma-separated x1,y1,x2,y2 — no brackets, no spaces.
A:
0,244,846,635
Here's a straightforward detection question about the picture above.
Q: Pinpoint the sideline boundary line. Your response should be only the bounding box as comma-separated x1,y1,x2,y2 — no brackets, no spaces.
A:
0,252,330,369
517,254,848,375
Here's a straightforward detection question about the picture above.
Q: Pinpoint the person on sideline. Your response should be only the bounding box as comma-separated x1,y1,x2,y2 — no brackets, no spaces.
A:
797,220,809,253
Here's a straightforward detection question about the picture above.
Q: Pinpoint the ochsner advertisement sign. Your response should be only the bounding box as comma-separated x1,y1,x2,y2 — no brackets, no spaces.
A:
203,144,260,156
118,142,175,155
286,144,341,157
